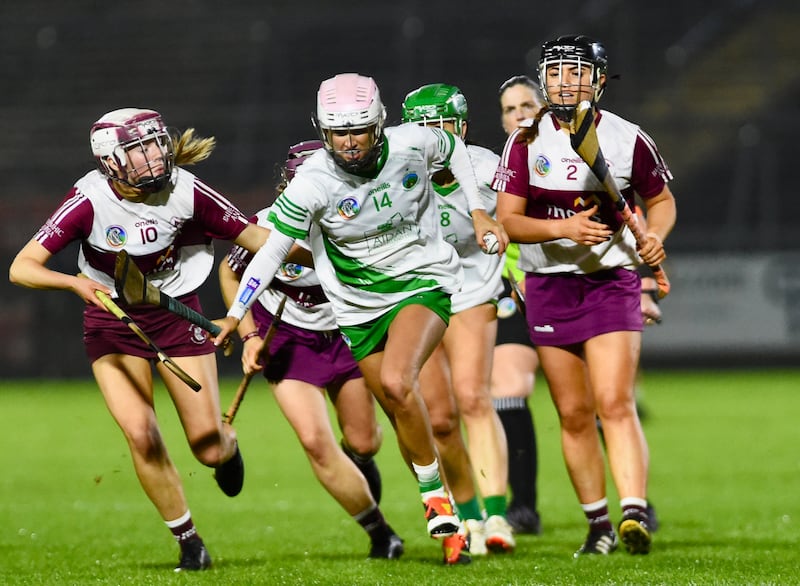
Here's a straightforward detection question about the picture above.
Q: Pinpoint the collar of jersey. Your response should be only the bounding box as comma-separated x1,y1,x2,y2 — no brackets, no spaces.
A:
432,181,459,196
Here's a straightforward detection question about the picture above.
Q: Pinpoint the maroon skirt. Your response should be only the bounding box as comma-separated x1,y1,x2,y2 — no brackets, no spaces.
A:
524,268,642,346
84,293,215,362
251,303,361,388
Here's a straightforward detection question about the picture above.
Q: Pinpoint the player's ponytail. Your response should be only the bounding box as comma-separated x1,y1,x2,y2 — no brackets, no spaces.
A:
173,128,216,166
516,106,549,145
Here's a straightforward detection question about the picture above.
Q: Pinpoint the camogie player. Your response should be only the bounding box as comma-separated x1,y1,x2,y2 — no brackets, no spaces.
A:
494,36,676,557
497,76,659,536
401,83,515,555
213,73,507,565
9,108,272,570
218,140,403,559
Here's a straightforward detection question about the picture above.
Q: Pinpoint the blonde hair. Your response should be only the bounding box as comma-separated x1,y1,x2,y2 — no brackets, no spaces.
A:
174,128,216,166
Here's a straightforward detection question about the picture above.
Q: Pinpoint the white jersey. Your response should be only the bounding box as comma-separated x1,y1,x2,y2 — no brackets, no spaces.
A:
35,168,249,296
230,123,489,326
493,110,672,275
231,208,337,331
433,144,503,313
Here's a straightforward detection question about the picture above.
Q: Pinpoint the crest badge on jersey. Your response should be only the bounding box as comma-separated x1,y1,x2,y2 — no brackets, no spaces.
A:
280,263,304,281
402,172,419,190
337,197,361,219
105,225,128,247
189,324,208,345
534,154,552,177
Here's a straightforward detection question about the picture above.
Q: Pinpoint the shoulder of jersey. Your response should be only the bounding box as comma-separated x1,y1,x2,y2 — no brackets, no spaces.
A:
467,143,500,162
596,109,638,131
467,144,500,179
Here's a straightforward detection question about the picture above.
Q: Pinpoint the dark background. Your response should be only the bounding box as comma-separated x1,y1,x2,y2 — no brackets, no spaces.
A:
2,0,798,377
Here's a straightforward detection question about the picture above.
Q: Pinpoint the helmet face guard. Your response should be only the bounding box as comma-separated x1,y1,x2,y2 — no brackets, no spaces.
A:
538,35,608,121
402,83,469,137
90,108,175,193
314,74,386,173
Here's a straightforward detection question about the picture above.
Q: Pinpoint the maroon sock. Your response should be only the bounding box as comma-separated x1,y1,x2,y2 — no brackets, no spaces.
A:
621,503,648,520
584,503,614,533
168,516,199,544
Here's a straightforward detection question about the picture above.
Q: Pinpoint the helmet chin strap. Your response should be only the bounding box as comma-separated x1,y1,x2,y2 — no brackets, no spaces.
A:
112,165,171,196
322,125,384,174
333,148,378,174
550,104,577,123
137,174,171,193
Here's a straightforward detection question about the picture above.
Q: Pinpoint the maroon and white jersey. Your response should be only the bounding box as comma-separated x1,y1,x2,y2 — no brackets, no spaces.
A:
34,168,249,297
493,109,672,274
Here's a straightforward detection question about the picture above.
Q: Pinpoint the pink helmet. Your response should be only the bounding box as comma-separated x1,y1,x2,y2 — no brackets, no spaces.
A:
313,74,386,172
89,108,174,193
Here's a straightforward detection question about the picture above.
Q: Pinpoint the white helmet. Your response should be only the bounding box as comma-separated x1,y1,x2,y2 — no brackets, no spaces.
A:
313,74,386,173
89,108,175,193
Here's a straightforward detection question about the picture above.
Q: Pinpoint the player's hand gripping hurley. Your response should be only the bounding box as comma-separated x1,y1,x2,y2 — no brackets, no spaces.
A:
223,295,288,425
89,286,201,392
114,250,233,355
569,101,671,298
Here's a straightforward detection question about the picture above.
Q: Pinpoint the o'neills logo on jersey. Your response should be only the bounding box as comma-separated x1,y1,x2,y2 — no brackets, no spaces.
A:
402,172,419,189
105,225,128,247
337,197,361,219
534,155,551,177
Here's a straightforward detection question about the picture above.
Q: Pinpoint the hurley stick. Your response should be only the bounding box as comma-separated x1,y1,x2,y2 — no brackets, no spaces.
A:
114,250,232,355
569,101,671,298
223,295,288,424
92,287,201,392
506,271,526,317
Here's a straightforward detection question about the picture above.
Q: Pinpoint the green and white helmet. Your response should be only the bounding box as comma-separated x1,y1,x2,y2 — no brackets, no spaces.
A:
402,83,469,136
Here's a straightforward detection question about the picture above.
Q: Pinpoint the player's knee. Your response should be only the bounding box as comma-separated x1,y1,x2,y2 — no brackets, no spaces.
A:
188,429,229,467
343,428,381,458
429,410,459,439
379,371,413,408
126,422,168,462
558,404,597,435
455,389,493,419
295,426,337,465
595,395,636,423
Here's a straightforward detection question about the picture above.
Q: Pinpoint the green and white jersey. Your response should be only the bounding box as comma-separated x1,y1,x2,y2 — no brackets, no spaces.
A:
250,123,483,327
433,144,504,313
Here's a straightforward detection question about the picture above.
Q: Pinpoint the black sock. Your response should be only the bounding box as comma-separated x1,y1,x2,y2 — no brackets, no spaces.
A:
355,505,393,543
494,397,538,511
341,440,383,504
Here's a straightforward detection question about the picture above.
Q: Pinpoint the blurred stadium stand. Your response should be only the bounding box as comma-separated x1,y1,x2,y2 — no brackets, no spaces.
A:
1,0,798,376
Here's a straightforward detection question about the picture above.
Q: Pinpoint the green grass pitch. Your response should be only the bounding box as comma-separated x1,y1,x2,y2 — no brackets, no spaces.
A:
1,369,798,585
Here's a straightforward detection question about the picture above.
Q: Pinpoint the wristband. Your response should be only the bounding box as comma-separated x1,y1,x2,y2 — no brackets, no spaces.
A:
240,331,261,343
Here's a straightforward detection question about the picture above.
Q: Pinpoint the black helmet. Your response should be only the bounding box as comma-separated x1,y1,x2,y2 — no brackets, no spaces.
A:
538,35,608,120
